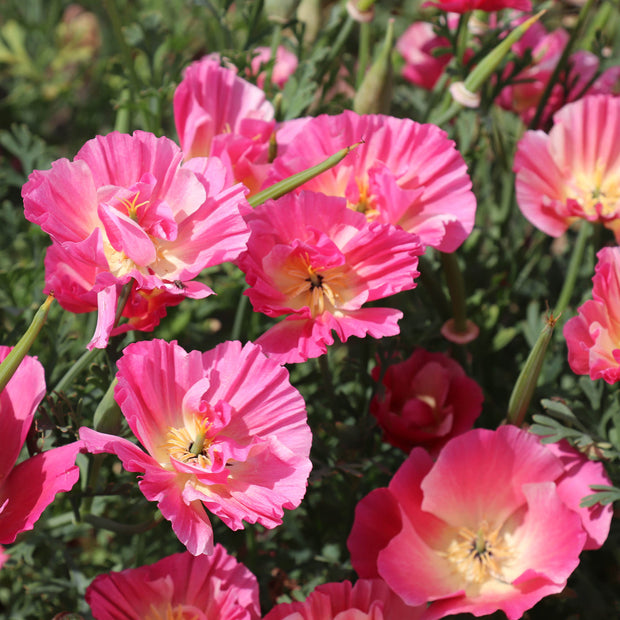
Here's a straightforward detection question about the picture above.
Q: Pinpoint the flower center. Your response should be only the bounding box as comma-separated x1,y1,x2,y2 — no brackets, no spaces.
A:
146,602,203,620
568,161,620,219
163,422,213,469
351,182,380,221
441,521,514,585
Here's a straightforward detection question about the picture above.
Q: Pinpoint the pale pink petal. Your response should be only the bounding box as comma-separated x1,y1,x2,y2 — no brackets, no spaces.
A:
420,426,564,529
544,440,613,550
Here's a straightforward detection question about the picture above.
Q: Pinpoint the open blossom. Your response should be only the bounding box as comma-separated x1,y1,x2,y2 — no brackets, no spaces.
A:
397,21,453,91
267,111,476,252
496,21,617,128
174,55,276,193
0,347,82,544
514,95,620,239
263,579,427,620
564,246,620,384
249,46,298,90
370,348,483,455
22,131,250,349
79,339,312,556
86,545,260,620
348,425,612,620
237,191,423,364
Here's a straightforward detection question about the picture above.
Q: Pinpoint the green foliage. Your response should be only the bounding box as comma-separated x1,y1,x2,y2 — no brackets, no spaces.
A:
1,0,619,618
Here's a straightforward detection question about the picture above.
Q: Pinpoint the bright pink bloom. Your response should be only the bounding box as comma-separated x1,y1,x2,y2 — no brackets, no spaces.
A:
423,0,531,12
0,547,7,569
370,348,483,455
263,578,427,620
79,339,311,555
0,347,82,544
564,246,620,383
514,95,620,239
86,544,260,620
237,191,423,364
496,22,606,129
267,111,476,252
348,425,611,620
249,46,298,89
397,22,452,91
174,55,276,193
22,132,249,349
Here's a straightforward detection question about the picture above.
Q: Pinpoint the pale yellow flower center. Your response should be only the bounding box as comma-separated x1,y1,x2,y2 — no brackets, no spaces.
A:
441,521,514,585
146,602,201,620
279,259,349,318
568,160,620,218
162,416,213,469
351,180,380,221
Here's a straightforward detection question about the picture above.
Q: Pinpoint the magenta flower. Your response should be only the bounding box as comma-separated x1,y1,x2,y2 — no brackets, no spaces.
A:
86,544,260,619
174,55,276,193
237,191,423,364
79,339,312,555
0,347,82,544
397,21,453,91
564,246,620,383
514,95,620,239
267,111,476,252
22,131,249,349
496,23,606,129
263,578,427,620
249,46,298,90
422,0,531,12
370,348,483,455
347,425,612,620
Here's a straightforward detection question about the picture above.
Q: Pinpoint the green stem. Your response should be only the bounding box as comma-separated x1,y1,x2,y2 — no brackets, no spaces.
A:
455,11,471,66
507,222,592,426
52,348,102,396
529,0,596,129
248,141,362,207
231,287,250,342
0,294,54,393
114,280,134,328
441,252,468,333
356,21,371,88
554,222,591,316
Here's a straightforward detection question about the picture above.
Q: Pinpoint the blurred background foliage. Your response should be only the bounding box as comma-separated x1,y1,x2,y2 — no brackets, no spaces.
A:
0,0,619,618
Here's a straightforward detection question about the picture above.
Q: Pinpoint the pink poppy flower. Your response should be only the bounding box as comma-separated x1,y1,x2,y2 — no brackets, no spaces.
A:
22,131,250,349
422,0,531,12
397,22,452,91
174,55,276,193
347,425,612,620
86,544,260,619
263,578,427,620
237,191,423,364
249,46,298,90
514,95,620,239
79,339,312,556
564,246,620,383
0,346,82,544
496,22,604,129
267,111,476,252
0,547,7,569
370,348,483,455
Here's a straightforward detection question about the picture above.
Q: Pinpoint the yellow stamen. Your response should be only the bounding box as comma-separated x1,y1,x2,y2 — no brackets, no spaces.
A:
440,520,514,585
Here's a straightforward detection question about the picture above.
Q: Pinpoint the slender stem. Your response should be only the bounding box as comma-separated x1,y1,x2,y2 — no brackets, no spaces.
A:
441,252,468,333
52,348,102,396
455,11,471,66
554,222,591,317
356,21,371,88
529,0,597,129
114,280,134,328
231,287,250,342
